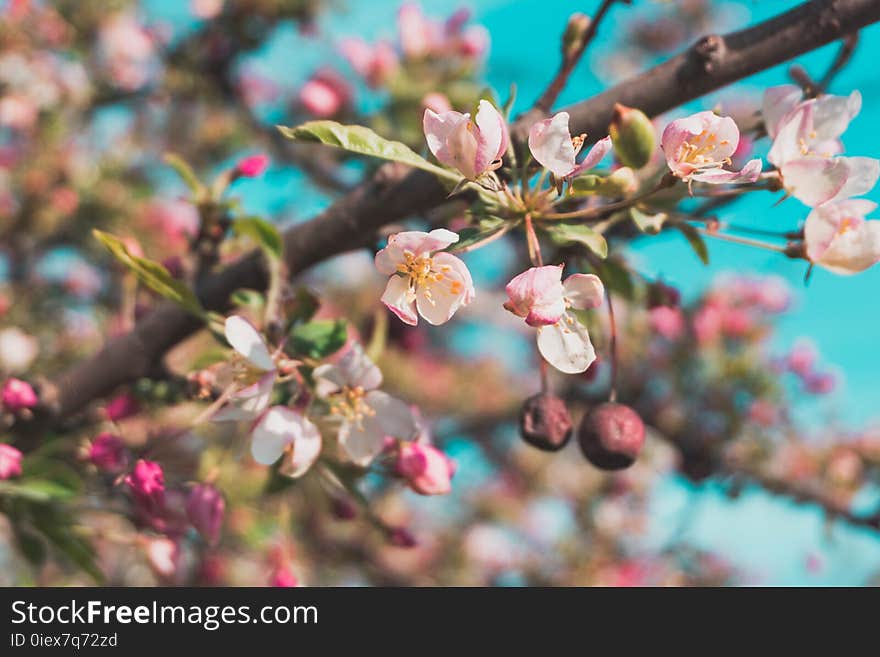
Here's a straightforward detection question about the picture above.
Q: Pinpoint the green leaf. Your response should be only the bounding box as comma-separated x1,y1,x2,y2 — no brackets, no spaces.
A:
0,479,77,503
30,505,103,583
278,121,454,180
546,223,609,258
163,152,204,196
231,288,265,309
631,207,668,234
288,319,348,360
233,216,283,260
595,257,636,301
93,230,205,319
674,222,710,265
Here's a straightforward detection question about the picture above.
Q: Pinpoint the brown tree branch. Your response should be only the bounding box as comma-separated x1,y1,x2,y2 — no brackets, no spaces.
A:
27,0,880,432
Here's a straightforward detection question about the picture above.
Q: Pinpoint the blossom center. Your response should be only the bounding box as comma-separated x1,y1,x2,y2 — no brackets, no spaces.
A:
677,130,731,169
328,385,375,427
396,250,464,302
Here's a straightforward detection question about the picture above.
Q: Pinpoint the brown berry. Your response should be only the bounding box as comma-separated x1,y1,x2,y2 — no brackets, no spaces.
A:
519,393,573,452
578,402,645,470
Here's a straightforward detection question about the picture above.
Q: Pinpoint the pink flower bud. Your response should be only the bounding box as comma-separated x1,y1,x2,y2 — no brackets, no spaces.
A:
235,154,269,178
388,526,418,548
330,496,357,521
124,459,165,511
396,442,455,496
299,71,350,118
105,393,140,421
1,378,38,412
88,432,127,471
423,99,509,180
269,564,298,587
503,265,565,327
0,444,23,480
186,483,225,545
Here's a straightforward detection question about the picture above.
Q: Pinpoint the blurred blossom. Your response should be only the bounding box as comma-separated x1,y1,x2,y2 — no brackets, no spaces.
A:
395,441,455,496
88,432,127,472
648,306,685,340
0,444,23,480
298,70,351,118
186,484,225,545
105,393,140,422
97,13,158,91
1,378,38,412
0,327,39,373
191,0,224,20
144,536,179,579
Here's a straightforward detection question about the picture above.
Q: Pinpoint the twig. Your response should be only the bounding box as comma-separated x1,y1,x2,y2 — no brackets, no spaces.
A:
533,0,626,113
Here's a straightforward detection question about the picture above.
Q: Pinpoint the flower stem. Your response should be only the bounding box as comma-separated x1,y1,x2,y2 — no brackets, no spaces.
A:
523,213,544,266
606,291,618,404
693,226,788,253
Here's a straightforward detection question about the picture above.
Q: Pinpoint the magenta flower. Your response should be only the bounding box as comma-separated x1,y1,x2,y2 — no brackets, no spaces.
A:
661,111,761,185
396,442,455,496
186,483,225,545
124,459,165,514
88,432,128,472
0,444,23,480
423,99,509,180
528,111,612,179
375,229,475,326
235,154,269,178
1,378,38,412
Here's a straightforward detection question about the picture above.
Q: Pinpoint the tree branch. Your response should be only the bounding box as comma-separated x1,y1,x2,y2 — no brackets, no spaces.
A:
26,0,880,431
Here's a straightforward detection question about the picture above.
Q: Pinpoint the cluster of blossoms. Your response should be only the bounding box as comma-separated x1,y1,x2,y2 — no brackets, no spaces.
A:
762,85,880,274
215,315,455,495
300,3,488,121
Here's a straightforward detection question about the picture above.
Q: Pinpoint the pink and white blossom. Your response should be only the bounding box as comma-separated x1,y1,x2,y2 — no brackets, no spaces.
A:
375,229,475,326
0,327,39,373
250,406,322,478
804,199,880,274
661,111,762,185
212,316,277,422
504,266,605,374
528,111,612,179
396,441,455,496
1,377,38,412
765,87,878,207
313,345,417,466
299,70,350,118
339,38,399,88
423,99,509,180
0,444,23,480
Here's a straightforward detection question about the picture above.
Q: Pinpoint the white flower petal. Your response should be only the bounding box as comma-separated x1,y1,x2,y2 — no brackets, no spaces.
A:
536,313,597,374
250,406,298,465
366,391,417,441
282,416,322,478
212,372,275,422
224,316,274,371
381,275,418,326
562,273,605,310
528,112,577,178
338,416,386,466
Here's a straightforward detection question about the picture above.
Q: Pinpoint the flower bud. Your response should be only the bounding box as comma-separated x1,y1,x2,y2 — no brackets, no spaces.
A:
562,13,591,60
270,564,299,587
610,103,656,169
1,378,38,412
330,496,357,521
186,483,225,545
0,444,23,480
124,459,165,510
388,526,418,548
596,167,638,196
105,393,140,422
577,402,645,470
88,432,127,472
519,393,573,452
235,154,269,178
396,442,455,496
